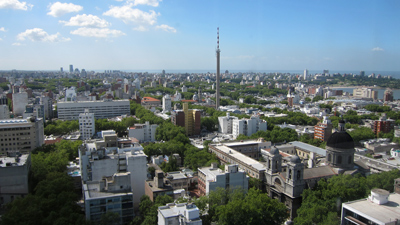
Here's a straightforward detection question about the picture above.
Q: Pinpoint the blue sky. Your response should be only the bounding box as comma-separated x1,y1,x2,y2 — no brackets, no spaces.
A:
0,0,399,72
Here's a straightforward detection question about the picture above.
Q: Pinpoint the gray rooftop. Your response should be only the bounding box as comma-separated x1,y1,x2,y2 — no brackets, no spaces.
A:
290,141,327,156
0,154,29,167
212,145,266,171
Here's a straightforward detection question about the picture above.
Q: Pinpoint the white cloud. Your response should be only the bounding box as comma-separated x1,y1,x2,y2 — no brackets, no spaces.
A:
372,47,384,51
60,14,110,28
0,38,2,41
0,0,33,10
155,24,176,33
17,28,70,42
12,42,22,46
131,0,162,7
70,27,125,38
0,27,5,31
103,4,159,31
47,2,82,17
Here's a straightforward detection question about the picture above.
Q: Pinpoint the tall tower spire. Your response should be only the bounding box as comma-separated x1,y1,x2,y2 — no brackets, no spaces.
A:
216,27,220,110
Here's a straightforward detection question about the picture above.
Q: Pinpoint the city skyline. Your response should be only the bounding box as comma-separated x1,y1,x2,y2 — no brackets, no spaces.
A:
0,0,399,71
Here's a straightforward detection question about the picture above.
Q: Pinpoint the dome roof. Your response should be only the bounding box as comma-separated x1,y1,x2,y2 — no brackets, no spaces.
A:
270,146,279,155
290,155,301,163
326,131,354,149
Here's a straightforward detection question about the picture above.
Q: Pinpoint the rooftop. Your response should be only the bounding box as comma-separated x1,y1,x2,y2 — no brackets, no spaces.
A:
0,154,30,167
343,193,400,223
290,141,327,156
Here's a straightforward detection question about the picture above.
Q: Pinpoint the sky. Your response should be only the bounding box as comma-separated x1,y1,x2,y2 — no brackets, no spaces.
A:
0,0,399,72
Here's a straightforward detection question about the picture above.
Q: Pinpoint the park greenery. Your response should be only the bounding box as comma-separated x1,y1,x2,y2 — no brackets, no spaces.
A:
192,187,289,225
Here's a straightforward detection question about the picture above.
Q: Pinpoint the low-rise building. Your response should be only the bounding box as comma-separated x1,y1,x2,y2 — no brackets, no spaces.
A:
158,203,202,225
145,170,189,201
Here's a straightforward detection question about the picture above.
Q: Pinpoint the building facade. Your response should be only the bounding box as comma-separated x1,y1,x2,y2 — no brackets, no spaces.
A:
79,109,95,140
314,116,333,141
12,92,28,116
0,118,44,156
198,164,249,196
218,113,238,134
171,103,201,136
128,121,158,142
373,114,395,135
232,115,267,139
57,99,130,120
0,153,30,206
162,94,171,112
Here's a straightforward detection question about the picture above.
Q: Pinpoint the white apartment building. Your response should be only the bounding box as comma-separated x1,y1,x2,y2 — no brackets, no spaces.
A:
218,113,238,134
57,99,130,120
198,164,249,196
79,141,147,208
353,88,378,99
128,121,158,143
83,173,135,223
0,118,44,156
79,109,95,140
0,153,31,206
65,87,77,101
162,94,172,112
232,115,267,139
158,203,202,225
12,92,28,116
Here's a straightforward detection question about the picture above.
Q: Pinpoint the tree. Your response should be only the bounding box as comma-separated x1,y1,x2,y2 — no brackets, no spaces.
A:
348,127,376,144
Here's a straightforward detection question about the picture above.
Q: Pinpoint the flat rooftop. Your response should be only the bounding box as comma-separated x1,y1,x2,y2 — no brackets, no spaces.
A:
290,141,327,156
0,154,29,167
212,144,266,171
343,193,400,223
198,167,224,182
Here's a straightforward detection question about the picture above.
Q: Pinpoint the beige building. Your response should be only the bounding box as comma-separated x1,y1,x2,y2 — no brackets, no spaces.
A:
0,117,44,156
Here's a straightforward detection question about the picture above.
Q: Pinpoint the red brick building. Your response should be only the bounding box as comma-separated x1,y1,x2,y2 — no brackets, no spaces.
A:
314,116,333,142
373,114,395,135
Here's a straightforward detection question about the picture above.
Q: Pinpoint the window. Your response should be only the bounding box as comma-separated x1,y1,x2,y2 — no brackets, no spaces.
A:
337,155,342,164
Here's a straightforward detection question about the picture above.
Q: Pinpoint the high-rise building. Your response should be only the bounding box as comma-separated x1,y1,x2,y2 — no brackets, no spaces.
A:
314,116,333,142
0,117,44,155
216,27,221,109
373,114,395,135
162,94,171,112
12,92,28,116
0,153,31,205
171,103,201,136
69,65,73,73
60,67,63,72
218,113,238,134
0,105,10,120
384,89,394,102
79,109,95,140
360,70,365,76
303,69,308,80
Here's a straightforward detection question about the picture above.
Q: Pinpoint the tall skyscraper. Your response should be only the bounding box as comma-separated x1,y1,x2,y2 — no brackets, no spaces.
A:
303,69,308,80
69,65,73,73
216,27,220,110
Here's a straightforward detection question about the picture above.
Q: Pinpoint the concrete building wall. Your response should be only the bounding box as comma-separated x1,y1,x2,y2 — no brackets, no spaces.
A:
57,100,130,120
12,92,28,116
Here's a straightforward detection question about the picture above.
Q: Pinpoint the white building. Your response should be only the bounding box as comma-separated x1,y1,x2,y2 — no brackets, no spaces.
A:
182,85,187,93
0,105,10,120
83,173,134,223
12,92,28,116
128,121,158,143
57,99,130,120
158,203,202,225
162,94,172,112
65,87,77,101
218,113,238,134
198,164,249,196
0,153,31,206
341,189,400,225
79,109,95,140
0,118,44,156
232,115,267,139
304,69,308,80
